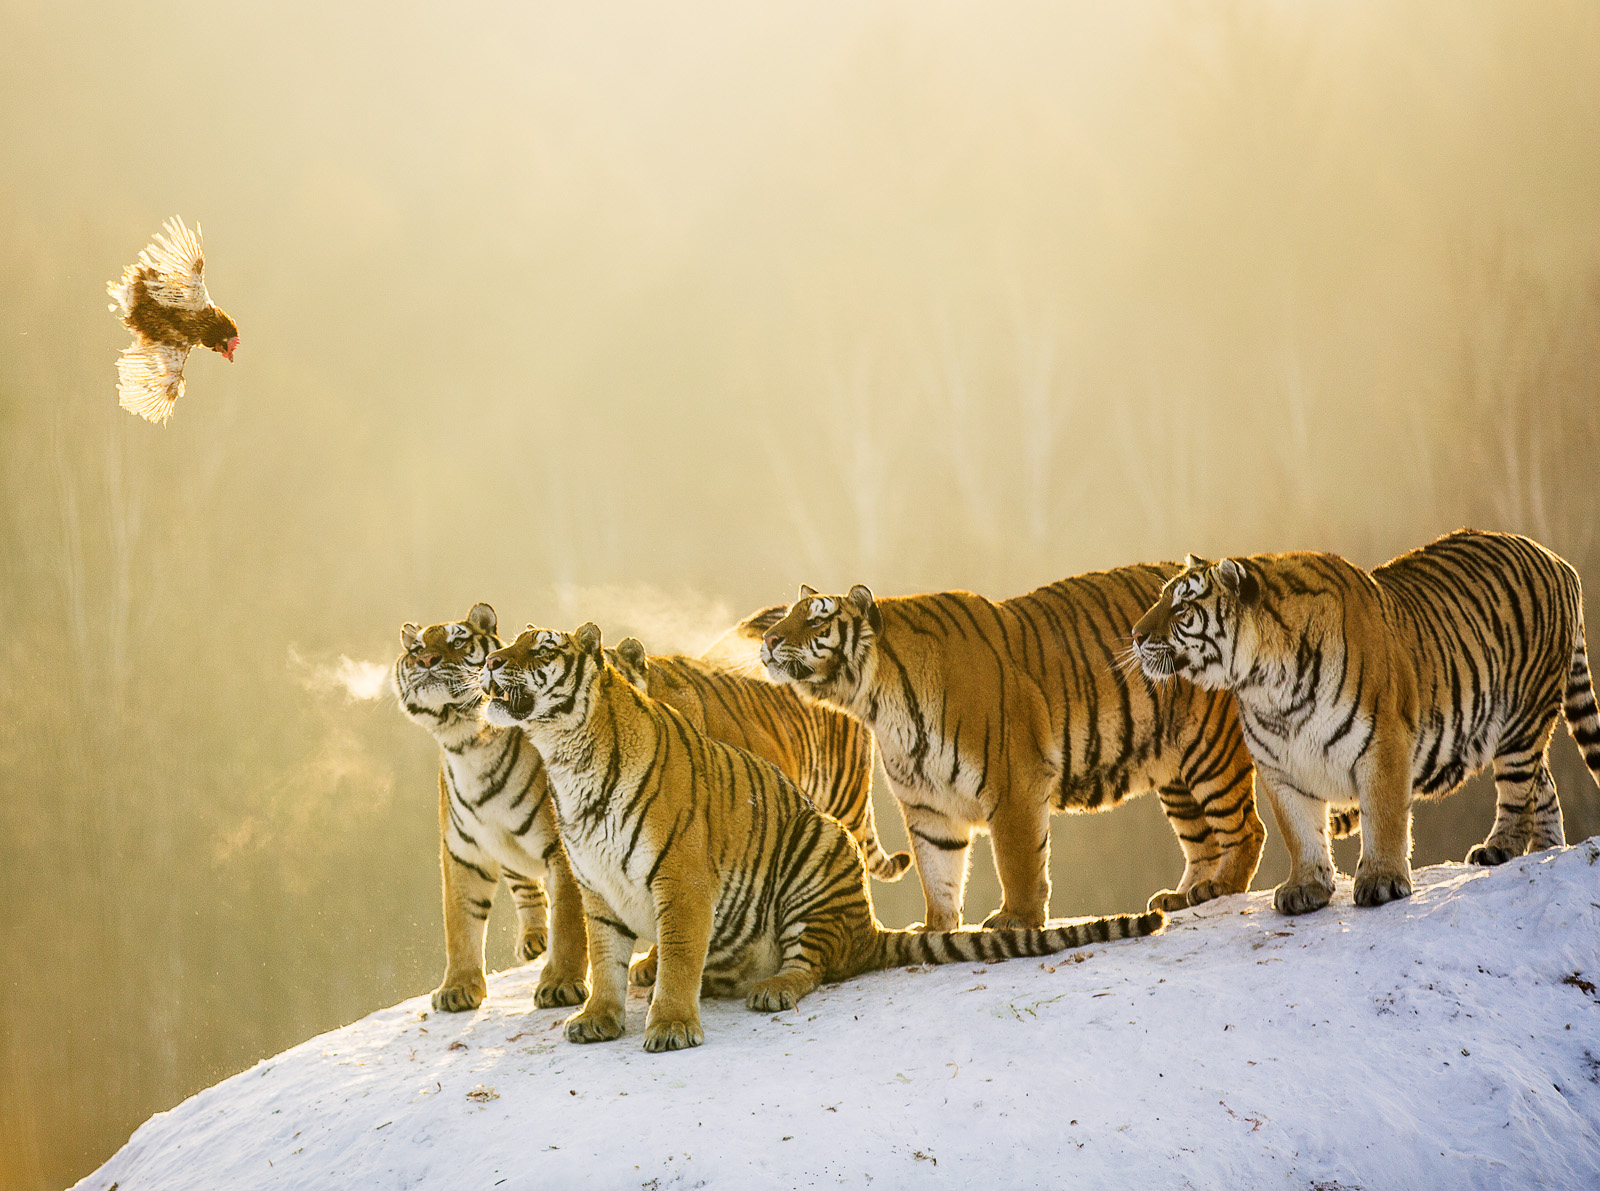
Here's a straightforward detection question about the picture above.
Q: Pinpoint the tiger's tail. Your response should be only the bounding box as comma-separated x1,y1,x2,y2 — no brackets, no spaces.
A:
862,839,913,882
873,910,1166,970
1563,625,1600,784
1328,807,1361,838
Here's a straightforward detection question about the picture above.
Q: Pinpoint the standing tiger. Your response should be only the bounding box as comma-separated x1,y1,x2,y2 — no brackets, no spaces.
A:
481,623,1165,1051
757,569,1266,930
1130,529,1600,915
393,603,588,1011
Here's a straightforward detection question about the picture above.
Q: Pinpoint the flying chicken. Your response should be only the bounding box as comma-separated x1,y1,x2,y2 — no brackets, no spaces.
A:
107,217,239,424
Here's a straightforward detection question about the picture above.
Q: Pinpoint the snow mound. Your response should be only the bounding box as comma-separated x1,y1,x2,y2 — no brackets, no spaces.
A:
78,841,1600,1190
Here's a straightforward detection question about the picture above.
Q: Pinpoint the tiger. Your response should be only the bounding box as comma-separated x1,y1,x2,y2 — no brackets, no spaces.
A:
607,635,913,990
393,602,588,1011
1129,529,1600,916
480,622,1166,1051
757,572,1266,929
607,634,911,882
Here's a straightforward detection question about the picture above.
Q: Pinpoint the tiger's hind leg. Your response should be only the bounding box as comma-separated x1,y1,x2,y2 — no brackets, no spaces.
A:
1523,760,1566,852
628,947,659,988
1149,784,1221,912
504,871,550,961
745,940,825,1014
1470,742,1563,865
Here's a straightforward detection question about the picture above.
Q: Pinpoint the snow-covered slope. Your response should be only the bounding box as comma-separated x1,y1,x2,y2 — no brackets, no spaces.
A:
78,842,1600,1191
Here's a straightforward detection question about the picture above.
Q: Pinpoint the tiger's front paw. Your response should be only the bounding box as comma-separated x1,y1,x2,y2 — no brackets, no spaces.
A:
515,929,549,964
642,1016,704,1052
1353,865,1412,907
1465,843,1515,866
1273,875,1334,916
628,948,659,988
534,975,589,1008
431,975,487,1013
564,1006,625,1044
1147,888,1190,913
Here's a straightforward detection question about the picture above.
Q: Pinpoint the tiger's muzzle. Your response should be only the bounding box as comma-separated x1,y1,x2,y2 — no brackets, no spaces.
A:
480,663,536,721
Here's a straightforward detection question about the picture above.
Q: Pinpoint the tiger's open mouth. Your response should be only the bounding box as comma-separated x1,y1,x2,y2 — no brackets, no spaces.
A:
483,675,536,720
760,647,812,684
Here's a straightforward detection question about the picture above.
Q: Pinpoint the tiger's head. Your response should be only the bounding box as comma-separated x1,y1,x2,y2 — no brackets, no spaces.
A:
394,602,502,726
760,584,882,704
481,622,608,728
1131,555,1260,689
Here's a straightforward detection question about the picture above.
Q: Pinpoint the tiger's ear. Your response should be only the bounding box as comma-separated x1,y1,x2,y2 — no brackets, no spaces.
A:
1184,553,1213,571
616,636,648,673
847,584,882,634
573,621,604,663
799,583,818,601
466,602,497,636
401,623,421,649
1215,559,1260,607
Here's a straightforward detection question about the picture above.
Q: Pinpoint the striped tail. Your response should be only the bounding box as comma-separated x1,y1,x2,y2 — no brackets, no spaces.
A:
1564,626,1600,783
862,839,913,882
873,910,1166,970
1328,807,1361,839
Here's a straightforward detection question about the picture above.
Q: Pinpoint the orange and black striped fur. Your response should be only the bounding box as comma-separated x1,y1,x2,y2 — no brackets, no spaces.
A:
482,623,1165,1052
758,574,1265,929
393,603,587,1011
1131,530,1600,915
608,636,911,883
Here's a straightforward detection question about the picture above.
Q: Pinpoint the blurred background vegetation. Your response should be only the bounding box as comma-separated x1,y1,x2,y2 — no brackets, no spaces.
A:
3,1,1599,1187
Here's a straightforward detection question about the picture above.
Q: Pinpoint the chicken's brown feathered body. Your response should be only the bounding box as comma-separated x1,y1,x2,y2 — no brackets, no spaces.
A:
107,217,239,424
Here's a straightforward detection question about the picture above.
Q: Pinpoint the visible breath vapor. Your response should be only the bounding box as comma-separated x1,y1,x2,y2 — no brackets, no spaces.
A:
548,583,739,657
287,646,393,702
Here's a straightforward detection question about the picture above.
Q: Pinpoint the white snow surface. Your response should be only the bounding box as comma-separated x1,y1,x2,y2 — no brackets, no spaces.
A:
79,841,1600,1191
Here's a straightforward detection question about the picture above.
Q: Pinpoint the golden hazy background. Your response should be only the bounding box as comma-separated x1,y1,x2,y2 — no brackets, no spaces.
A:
4,1,1600,1186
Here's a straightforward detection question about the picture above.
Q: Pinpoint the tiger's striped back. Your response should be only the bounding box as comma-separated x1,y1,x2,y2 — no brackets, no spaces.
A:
481,623,1165,1049
611,643,910,882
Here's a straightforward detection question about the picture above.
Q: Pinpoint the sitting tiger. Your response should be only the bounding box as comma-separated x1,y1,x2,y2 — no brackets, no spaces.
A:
758,572,1266,929
1131,529,1600,915
481,623,1165,1051
394,603,588,1011
608,635,911,882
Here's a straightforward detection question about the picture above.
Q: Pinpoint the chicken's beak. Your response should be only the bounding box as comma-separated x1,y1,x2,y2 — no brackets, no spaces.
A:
222,336,240,362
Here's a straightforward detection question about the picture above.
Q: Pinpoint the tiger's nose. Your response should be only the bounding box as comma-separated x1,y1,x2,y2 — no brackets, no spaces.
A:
419,652,440,668
763,634,781,653
1130,629,1147,648
484,655,505,672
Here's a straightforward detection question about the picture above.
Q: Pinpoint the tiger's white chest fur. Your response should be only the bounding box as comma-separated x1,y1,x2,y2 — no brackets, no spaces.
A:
439,728,556,877
538,762,664,943
875,713,987,821
1233,667,1379,806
